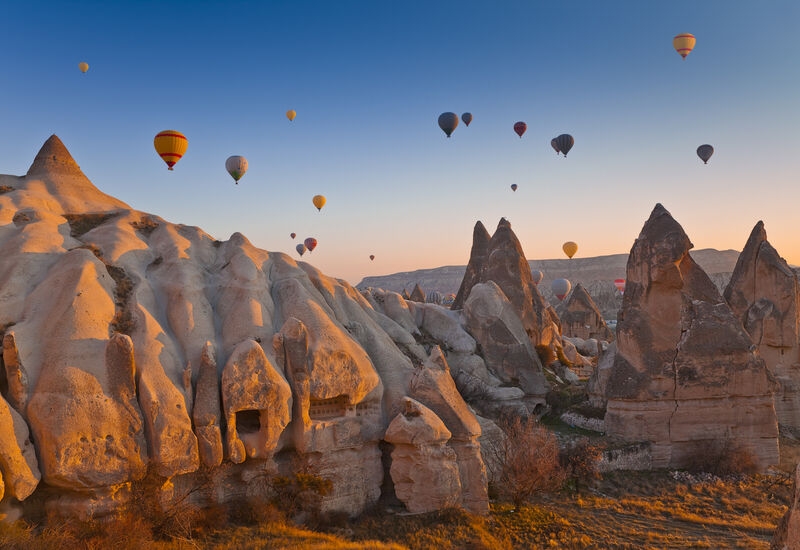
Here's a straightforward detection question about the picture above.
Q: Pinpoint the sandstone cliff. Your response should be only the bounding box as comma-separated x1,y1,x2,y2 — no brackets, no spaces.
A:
0,136,491,519
598,204,779,470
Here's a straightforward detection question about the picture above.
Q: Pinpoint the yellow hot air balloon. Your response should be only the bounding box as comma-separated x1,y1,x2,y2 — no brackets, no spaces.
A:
154,130,188,170
562,241,578,259
673,33,696,59
286,109,297,121
312,194,326,211
78,62,89,73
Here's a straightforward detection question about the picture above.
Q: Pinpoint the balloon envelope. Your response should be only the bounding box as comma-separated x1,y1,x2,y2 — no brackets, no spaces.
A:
531,270,543,284
513,121,527,138
614,278,626,294
438,112,459,138
290,233,296,239
286,109,297,121
295,243,306,256
552,278,571,301
673,33,696,59
304,237,317,252
78,62,89,73
562,241,578,259
511,184,518,192
461,112,473,126
697,144,714,164
550,138,560,154
154,130,188,170
369,254,375,261
225,155,248,183
555,134,574,156
312,195,326,211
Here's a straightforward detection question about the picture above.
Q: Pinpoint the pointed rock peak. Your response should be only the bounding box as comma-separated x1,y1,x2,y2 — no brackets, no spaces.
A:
496,217,511,230
409,283,426,303
744,221,767,249
26,135,85,177
638,203,693,253
472,220,490,241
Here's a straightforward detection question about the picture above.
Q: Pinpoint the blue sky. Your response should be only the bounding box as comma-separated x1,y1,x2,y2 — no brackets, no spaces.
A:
2,1,798,285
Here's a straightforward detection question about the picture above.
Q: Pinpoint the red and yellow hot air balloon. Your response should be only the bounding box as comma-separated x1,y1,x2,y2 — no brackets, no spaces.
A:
154,130,188,170
614,278,626,294
304,237,318,252
286,109,297,121
673,33,696,59
562,241,578,259
312,195,326,211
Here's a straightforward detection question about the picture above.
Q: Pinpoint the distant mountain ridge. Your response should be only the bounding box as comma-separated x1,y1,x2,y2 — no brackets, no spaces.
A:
357,248,743,319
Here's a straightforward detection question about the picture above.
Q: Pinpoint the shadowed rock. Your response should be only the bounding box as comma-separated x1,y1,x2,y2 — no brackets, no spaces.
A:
602,204,779,470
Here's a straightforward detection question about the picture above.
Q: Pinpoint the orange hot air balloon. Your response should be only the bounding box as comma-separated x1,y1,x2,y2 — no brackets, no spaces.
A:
312,195,326,211
304,237,317,252
673,33,696,59
290,233,296,239
286,109,297,121
562,241,578,259
614,278,626,294
369,254,375,261
154,130,188,170
78,62,89,73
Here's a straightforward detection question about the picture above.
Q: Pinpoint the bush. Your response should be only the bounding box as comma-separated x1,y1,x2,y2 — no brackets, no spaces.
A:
489,417,566,508
683,438,760,476
559,437,604,493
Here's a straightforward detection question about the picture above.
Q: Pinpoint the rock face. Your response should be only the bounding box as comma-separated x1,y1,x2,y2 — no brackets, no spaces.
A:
451,218,565,367
601,204,779,470
557,283,613,342
0,136,489,519
723,221,800,436
771,463,800,550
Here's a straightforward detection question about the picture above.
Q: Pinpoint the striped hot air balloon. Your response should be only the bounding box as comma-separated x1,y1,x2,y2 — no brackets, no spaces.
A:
673,33,696,59
154,130,188,170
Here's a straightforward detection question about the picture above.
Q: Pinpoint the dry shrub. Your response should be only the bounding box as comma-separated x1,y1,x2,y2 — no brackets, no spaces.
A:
490,416,566,508
684,438,760,476
559,437,604,493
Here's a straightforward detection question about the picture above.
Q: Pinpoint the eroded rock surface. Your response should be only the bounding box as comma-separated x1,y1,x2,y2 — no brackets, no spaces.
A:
602,204,779,470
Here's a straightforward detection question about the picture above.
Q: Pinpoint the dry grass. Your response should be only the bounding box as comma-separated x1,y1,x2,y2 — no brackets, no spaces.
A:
0,470,791,549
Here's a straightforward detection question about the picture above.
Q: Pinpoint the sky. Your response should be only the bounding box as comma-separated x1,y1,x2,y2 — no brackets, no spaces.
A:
1,1,799,286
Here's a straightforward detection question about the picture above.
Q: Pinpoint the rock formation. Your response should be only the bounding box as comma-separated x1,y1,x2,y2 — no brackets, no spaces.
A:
451,218,566,367
599,204,779,470
723,221,800,436
557,282,614,342
0,136,489,519
771,463,800,550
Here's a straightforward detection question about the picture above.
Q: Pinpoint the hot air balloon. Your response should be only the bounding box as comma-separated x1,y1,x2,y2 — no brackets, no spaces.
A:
511,184,518,192
531,270,543,285
697,144,714,164
438,112,459,138
554,134,574,156
552,278,571,301
550,138,560,155
312,195,326,211
304,237,317,252
562,241,578,259
295,243,306,256
78,62,89,73
154,130,188,170
369,254,375,261
673,33,696,59
462,112,473,126
286,109,297,121
290,233,297,239
225,155,248,184
513,121,527,138
614,278,626,294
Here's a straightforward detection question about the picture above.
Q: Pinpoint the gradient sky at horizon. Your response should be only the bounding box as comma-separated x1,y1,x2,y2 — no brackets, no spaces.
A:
2,1,798,286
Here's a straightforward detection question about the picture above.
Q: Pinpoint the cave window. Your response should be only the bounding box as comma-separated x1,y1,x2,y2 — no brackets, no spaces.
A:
236,409,261,434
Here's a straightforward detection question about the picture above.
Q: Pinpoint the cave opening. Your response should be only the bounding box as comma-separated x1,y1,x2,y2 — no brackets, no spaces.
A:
236,409,261,434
